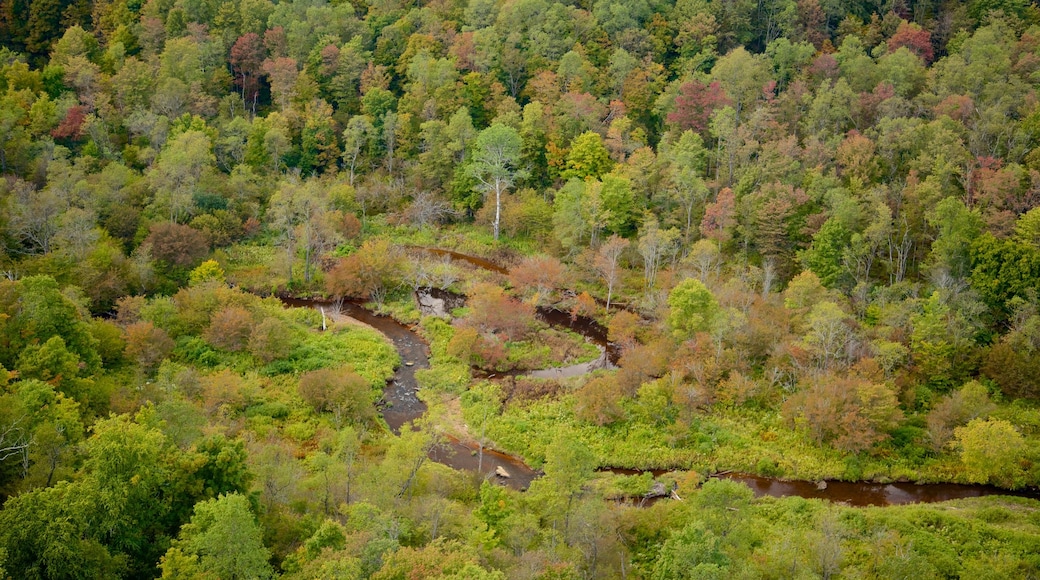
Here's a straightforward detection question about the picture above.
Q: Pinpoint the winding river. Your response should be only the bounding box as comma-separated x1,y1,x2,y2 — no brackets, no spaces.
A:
286,248,1040,506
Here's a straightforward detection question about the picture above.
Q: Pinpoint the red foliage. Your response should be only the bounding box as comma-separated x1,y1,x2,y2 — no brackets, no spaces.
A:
464,282,535,341
242,216,261,238
934,94,974,122
318,44,339,77
888,21,933,63
616,338,673,396
509,254,566,303
450,31,477,72
124,321,174,372
51,105,87,140
143,222,210,269
205,306,254,352
263,26,288,58
230,33,266,101
971,156,1035,235
700,187,736,242
666,80,730,134
808,54,839,82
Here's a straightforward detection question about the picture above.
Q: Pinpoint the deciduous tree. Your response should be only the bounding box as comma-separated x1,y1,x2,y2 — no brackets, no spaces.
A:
469,123,524,241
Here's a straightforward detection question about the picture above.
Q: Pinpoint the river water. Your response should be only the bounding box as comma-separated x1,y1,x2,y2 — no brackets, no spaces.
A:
281,248,1040,506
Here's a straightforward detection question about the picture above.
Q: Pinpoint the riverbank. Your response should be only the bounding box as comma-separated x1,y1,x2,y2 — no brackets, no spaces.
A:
282,290,1040,507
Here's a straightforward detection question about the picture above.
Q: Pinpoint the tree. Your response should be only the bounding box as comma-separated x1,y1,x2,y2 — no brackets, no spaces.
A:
149,130,216,223
969,234,1040,323
262,57,299,111
637,216,680,293
801,301,857,370
666,80,730,134
594,234,629,311
927,381,996,451
668,278,721,340
300,99,341,175
509,254,566,305
248,318,294,363
143,222,210,270
8,179,62,255
5,276,101,374
165,493,273,580
298,367,374,426
469,124,524,241
230,33,265,114
651,522,729,580
799,218,853,289
562,131,614,180
665,131,711,245
125,321,175,373
268,179,343,284
928,197,983,279
205,306,253,352
190,260,225,286
954,418,1027,487
888,20,934,63
711,47,772,124
528,434,596,536
325,238,404,304
783,374,902,453
341,115,374,186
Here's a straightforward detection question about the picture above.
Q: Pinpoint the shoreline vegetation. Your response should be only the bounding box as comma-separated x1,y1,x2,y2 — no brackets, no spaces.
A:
4,0,1040,577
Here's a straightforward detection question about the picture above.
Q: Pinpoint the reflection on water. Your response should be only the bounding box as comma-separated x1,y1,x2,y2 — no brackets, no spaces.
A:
717,473,1040,507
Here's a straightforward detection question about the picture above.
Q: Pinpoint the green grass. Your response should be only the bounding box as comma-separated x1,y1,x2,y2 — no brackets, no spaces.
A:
262,326,398,386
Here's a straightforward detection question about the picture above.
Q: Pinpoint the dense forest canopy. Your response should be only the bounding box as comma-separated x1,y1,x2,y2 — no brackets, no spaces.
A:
3,0,1040,577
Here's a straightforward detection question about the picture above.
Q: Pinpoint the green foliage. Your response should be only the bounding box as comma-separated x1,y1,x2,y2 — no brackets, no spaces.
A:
264,326,397,384
954,418,1028,487
167,493,272,580
799,218,852,289
562,132,614,180
668,278,721,340
928,197,984,279
189,260,226,285
8,4,1040,579
970,233,1040,323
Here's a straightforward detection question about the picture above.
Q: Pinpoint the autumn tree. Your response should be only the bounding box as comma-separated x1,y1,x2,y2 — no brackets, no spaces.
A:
509,254,566,305
124,321,175,373
143,222,210,270
783,374,902,453
248,318,294,363
298,367,374,426
204,306,253,352
666,80,730,134
463,282,535,341
926,381,996,451
325,238,404,303
230,33,266,114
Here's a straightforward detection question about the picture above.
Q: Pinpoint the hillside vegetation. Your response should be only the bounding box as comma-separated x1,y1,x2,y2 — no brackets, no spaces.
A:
3,0,1040,577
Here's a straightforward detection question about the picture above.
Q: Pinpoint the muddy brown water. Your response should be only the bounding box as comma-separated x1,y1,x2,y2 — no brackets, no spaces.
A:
281,252,1040,505
281,296,538,490
716,473,1040,506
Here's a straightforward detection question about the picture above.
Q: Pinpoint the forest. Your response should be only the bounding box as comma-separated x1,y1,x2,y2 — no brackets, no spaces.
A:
3,0,1040,577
